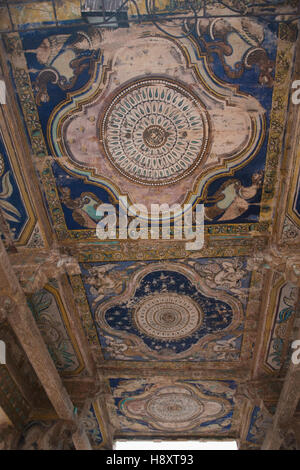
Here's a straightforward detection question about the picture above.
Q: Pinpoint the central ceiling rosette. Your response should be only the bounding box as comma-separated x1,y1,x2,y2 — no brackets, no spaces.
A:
133,293,203,340
111,380,235,433
99,78,210,186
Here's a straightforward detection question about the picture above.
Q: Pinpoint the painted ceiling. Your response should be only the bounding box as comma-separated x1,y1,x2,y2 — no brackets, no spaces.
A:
0,0,300,450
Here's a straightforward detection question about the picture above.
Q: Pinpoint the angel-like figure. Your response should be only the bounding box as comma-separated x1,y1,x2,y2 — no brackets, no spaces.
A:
28,29,102,105
85,264,124,304
59,186,115,229
191,258,249,298
205,171,263,221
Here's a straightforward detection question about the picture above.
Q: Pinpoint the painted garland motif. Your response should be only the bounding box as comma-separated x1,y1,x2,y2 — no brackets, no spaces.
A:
133,293,203,340
100,79,210,186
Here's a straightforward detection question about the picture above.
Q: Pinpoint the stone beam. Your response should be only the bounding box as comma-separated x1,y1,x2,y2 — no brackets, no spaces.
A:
10,248,81,294
98,364,250,380
0,239,92,449
0,239,74,421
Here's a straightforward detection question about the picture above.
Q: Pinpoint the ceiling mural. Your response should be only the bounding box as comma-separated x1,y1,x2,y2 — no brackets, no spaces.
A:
283,147,300,244
0,130,35,245
263,279,299,374
4,13,296,245
245,405,273,448
108,379,237,435
81,402,104,449
99,78,211,187
77,257,259,364
0,0,300,451
27,281,85,376
48,31,264,207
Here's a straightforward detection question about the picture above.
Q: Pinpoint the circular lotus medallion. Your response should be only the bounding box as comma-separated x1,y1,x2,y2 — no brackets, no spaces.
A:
133,293,203,340
146,393,203,422
100,78,210,186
